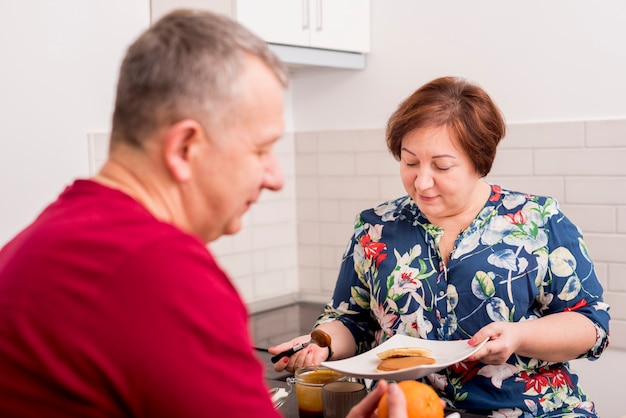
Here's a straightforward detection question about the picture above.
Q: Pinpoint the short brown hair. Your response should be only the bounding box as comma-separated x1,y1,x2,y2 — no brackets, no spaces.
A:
386,76,505,177
110,9,288,148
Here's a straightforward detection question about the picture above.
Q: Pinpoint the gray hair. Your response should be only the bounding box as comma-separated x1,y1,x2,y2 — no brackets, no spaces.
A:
110,9,288,148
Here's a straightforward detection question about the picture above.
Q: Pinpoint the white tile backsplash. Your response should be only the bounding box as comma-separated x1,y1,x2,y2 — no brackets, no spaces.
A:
250,200,296,224
586,119,626,147
565,177,626,204
295,177,319,199
251,222,297,249
318,176,380,200
583,233,626,264
618,207,626,233
489,149,534,176
318,153,356,176
317,131,361,152
559,204,616,233
298,244,321,268
609,264,626,291
298,266,322,293
295,154,318,176
535,149,626,175
501,122,585,149
355,151,399,176
320,245,343,270
377,177,407,202
318,200,341,223
296,198,319,222
297,222,320,245
294,132,318,153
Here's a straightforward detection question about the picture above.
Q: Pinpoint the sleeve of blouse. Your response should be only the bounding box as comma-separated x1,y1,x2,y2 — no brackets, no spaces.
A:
315,213,381,353
542,203,611,360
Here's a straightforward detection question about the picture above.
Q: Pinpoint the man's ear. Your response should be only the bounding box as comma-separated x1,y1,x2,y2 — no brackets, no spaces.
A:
162,119,204,182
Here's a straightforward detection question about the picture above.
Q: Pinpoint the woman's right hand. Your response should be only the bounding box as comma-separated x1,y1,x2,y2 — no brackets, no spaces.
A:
270,321,356,373
269,334,329,373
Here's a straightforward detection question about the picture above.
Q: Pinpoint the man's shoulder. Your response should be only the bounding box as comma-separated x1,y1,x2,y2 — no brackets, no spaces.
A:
0,179,212,284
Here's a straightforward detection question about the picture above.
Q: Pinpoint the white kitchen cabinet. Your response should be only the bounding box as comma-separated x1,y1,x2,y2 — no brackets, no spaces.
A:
235,0,370,53
151,0,369,53
308,0,369,53
234,1,310,48
150,0,369,68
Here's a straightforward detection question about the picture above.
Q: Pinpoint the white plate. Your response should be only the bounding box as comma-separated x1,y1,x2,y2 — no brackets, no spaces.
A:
321,335,488,380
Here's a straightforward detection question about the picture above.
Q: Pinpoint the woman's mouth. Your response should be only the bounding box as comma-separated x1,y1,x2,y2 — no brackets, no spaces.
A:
418,194,439,202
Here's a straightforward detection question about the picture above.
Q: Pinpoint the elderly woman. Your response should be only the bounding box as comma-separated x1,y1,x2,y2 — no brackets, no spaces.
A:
272,76,610,416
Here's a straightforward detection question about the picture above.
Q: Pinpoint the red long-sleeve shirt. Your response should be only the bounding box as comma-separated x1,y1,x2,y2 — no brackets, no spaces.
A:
0,180,279,417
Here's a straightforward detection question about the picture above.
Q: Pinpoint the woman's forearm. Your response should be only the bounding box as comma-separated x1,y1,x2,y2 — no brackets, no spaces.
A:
515,312,597,361
316,320,358,360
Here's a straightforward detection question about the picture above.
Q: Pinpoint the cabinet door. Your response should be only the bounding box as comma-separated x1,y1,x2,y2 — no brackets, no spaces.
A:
152,0,370,53
236,0,310,47
309,0,370,53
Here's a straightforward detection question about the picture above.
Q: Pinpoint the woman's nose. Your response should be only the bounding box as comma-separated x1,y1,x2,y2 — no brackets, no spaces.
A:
414,171,434,190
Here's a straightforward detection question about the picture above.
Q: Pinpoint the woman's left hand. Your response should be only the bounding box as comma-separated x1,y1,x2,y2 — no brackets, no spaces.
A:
467,321,518,364
468,312,597,364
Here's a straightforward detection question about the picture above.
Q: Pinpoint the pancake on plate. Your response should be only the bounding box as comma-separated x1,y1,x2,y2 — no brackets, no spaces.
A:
375,347,436,372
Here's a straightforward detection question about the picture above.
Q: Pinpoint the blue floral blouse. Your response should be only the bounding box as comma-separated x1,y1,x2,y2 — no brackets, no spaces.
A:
316,185,610,417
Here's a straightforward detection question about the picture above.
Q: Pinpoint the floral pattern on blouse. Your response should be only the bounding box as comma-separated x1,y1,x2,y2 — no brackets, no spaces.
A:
316,185,610,417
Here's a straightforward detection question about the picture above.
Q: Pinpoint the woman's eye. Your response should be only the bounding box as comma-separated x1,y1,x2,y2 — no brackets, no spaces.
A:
436,166,451,171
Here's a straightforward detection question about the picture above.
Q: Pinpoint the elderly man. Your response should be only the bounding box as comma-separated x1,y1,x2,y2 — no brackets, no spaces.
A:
0,9,407,418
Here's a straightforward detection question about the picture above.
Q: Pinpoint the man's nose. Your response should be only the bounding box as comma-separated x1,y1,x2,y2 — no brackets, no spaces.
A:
264,153,284,191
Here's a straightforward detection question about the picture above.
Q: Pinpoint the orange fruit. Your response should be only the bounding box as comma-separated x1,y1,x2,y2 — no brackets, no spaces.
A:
377,380,444,418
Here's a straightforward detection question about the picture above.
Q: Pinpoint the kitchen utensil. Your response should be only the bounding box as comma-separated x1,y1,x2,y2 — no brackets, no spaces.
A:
271,329,332,364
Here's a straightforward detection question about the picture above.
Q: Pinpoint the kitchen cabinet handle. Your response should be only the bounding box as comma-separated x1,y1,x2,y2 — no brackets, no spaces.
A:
316,0,323,31
302,0,310,30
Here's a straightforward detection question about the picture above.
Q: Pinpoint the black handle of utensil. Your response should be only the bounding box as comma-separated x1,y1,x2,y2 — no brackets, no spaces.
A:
270,342,308,363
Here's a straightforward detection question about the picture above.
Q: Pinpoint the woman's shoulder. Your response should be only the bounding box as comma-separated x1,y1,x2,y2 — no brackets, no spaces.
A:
359,195,416,223
489,185,574,230
491,184,559,208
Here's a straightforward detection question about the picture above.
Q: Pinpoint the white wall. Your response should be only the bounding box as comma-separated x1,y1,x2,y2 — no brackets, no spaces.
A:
290,0,626,131
0,0,149,243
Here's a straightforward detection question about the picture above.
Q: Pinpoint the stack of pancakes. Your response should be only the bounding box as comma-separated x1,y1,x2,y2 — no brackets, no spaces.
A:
375,347,436,372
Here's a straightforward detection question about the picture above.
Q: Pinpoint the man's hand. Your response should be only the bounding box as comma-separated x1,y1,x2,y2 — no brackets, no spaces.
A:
346,381,407,418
